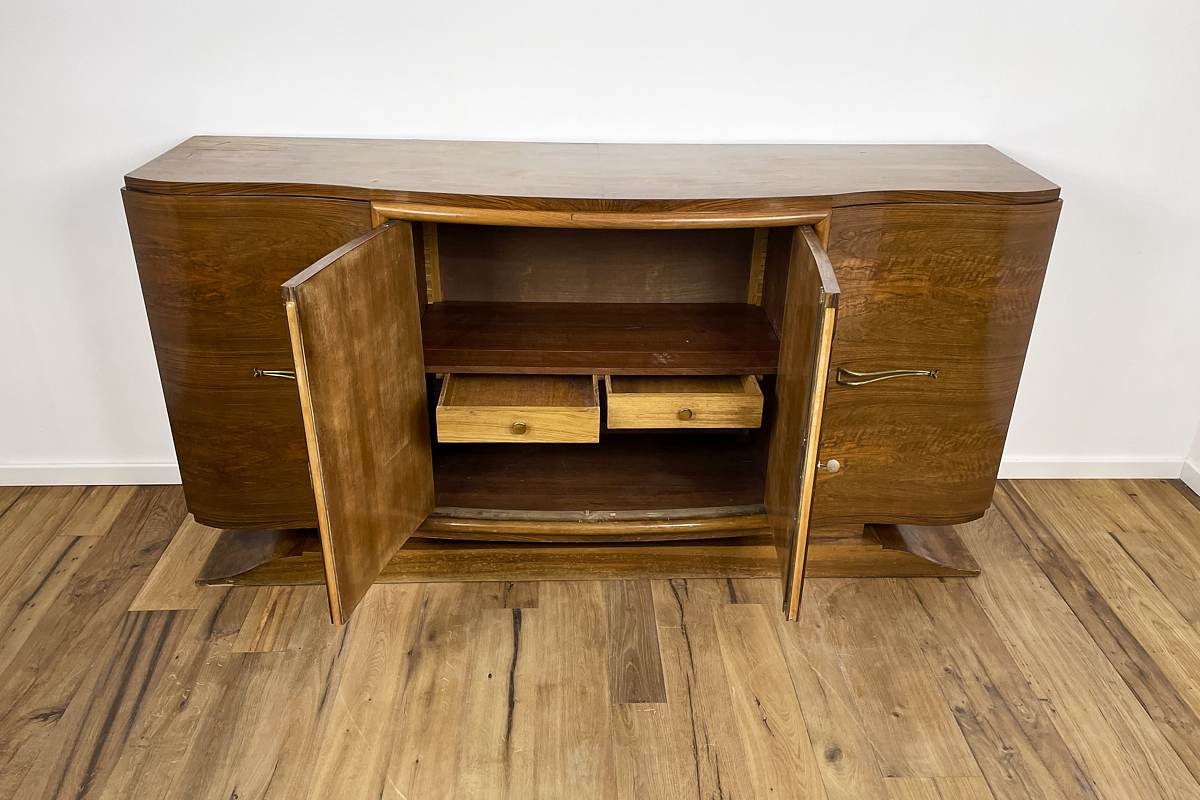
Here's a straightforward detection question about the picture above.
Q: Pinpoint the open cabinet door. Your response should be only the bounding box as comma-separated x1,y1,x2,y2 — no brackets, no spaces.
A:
283,220,434,624
766,225,840,620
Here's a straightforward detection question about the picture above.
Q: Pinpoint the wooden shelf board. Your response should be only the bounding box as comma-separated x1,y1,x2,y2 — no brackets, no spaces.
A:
420,302,780,374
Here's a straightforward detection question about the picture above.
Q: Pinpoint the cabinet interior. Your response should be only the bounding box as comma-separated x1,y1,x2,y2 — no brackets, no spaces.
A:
413,222,791,520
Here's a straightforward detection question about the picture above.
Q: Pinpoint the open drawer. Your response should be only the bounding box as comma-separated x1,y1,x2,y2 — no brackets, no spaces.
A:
605,374,763,429
436,374,600,443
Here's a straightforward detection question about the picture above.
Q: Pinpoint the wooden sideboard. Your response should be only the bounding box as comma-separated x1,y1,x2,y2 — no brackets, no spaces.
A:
123,138,1061,623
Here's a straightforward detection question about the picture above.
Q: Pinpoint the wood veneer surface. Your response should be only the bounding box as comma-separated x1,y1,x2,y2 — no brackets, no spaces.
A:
126,137,1060,208
421,301,780,374
121,190,374,529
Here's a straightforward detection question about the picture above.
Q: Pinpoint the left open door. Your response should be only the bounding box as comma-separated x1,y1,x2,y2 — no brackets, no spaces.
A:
283,220,434,624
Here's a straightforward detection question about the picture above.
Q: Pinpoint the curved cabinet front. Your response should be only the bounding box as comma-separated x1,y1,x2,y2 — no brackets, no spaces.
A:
812,200,1062,528
123,191,374,529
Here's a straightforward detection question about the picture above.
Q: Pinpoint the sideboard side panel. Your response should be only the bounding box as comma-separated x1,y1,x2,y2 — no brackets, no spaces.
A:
123,191,374,528
813,200,1062,527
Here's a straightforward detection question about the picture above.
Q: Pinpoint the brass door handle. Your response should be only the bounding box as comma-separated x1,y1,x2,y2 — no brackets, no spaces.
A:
254,369,296,380
836,368,937,387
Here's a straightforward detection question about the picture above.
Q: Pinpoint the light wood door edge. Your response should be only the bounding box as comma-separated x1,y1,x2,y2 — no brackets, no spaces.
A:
783,226,841,621
283,299,343,623
371,201,832,230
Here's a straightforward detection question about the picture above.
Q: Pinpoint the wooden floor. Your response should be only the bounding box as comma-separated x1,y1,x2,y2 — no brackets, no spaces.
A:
1,481,1199,799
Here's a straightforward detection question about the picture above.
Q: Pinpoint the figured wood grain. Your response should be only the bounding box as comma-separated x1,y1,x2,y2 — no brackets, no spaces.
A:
436,225,754,302
603,581,667,704
0,486,86,598
437,374,600,443
284,220,435,624
605,374,763,429
421,301,780,375
122,190,374,529
765,226,840,619
126,138,1060,207
813,201,1061,528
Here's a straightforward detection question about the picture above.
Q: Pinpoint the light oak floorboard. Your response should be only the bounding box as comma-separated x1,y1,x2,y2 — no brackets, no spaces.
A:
733,577,890,800
2,481,1200,800
885,776,994,800
128,515,222,612
56,485,138,538
961,502,1199,800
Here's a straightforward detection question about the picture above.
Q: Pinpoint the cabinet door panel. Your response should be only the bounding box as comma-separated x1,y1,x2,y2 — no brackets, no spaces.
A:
284,220,434,623
815,201,1061,527
122,190,375,528
765,226,840,620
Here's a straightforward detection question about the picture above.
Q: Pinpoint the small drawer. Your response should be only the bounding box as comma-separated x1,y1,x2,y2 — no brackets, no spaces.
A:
436,374,600,443
605,374,763,429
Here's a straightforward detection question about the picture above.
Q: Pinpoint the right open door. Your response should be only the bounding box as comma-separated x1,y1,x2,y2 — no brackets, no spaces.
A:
765,225,841,620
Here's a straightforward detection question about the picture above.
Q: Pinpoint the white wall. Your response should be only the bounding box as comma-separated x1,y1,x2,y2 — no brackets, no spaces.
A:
2,0,1199,484
1184,425,1200,493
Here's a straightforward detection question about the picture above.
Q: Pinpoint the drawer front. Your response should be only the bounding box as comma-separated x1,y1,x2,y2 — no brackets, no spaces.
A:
605,375,763,429
436,374,600,443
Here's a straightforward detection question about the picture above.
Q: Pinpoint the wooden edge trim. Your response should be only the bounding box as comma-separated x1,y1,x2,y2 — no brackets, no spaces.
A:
418,513,769,539
283,219,398,290
800,225,841,302
422,221,442,302
740,374,763,396
284,299,343,624
372,201,831,229
748,228,770,303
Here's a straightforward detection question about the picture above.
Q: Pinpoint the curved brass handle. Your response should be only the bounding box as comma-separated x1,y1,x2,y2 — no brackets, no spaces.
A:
836,367,937,387
254,369,296,380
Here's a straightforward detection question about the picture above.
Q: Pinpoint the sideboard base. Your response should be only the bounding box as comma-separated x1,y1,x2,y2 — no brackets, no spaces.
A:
196,522,979,588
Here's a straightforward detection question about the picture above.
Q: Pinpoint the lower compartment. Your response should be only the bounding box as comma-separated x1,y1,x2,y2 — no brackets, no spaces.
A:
431,432,768,511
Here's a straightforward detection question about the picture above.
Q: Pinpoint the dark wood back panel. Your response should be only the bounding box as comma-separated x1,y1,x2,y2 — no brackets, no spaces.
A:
437,225,754,303
812,201,1062,528
122,191,374,528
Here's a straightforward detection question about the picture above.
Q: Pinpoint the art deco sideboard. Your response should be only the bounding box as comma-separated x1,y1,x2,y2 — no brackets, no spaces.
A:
122,138,1061,623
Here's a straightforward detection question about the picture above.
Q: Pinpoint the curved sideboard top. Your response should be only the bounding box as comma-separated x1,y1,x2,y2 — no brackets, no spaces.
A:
125,137,1060,213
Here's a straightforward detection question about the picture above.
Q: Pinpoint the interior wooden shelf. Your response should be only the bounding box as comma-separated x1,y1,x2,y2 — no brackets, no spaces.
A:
431,432,768,511
420,301,780,374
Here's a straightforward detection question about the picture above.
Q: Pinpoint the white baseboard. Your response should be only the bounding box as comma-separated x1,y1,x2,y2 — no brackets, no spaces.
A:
0,458,1188,486
998,457,1185,480
0,463,182,486
1182,459,1200,494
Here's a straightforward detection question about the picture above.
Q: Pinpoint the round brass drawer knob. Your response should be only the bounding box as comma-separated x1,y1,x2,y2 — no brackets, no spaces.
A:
678,408,693,421
511,422,527,435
